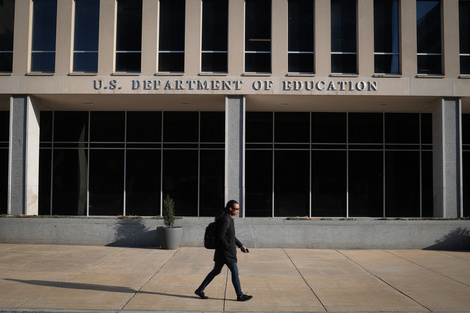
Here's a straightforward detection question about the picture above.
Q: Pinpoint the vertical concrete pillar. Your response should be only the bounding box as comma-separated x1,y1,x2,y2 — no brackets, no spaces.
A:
8,95,40,215
433,98,463,218
225,96,245,217
315,0,330,76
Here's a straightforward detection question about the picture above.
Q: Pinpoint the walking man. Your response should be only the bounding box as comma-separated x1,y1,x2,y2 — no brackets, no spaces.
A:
195,200,253,301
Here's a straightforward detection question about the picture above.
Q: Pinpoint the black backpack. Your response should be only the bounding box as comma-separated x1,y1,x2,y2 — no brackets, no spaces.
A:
204,221,217,249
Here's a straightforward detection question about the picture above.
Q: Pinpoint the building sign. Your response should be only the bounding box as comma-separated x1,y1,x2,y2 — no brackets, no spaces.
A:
92,79,378,93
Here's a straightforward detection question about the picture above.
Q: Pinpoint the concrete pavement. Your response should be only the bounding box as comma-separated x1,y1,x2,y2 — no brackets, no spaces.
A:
0,244,469,312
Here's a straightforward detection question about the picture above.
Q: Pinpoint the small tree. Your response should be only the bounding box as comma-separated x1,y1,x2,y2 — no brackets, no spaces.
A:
163,194,176,227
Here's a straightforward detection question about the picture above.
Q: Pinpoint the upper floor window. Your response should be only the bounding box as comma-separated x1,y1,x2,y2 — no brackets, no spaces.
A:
331,0,357,74
288,0,314,73
416,0,442,75
0,0,15,73
73,0,99,73
374,0,400,74
31,0,57,73
245,0,271,73
460,0,470,74
159,0,185,73
116,0,142,73
201,0,228,73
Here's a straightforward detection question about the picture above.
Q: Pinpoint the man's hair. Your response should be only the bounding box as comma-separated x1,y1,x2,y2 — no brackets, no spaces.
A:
225,200,239,211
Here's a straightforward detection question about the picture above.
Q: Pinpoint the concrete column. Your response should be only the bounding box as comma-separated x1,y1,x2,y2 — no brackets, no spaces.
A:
98,0,116,75
225,96,245,217
315,0,330,76
55,0,73,75
401,0,417,77
357,0,374,76
141,0,158,75
228,0,244,75
8,95,40,215
433,98,463,218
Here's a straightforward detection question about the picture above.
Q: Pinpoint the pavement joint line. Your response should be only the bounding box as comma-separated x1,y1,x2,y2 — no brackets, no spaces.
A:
385,250,470,289
335,250,432,313
282,248,328,312
119,247,181,311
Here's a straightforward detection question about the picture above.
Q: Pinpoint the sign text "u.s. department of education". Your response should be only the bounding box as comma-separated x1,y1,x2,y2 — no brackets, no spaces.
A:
92,79,378,92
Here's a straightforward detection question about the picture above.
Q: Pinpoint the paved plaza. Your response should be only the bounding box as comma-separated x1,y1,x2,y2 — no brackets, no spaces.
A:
0,244,469,312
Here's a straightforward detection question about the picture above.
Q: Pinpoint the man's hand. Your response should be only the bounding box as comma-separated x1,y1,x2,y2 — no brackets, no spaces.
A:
241,246,250,253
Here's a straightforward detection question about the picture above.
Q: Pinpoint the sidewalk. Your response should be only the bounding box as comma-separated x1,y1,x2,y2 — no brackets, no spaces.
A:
0,244,469,313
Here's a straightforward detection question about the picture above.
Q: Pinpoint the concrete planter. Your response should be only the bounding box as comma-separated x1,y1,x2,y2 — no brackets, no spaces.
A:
158,226,183,249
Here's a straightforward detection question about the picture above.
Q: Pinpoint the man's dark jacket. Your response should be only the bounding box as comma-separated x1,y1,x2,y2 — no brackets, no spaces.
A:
214,212,243,264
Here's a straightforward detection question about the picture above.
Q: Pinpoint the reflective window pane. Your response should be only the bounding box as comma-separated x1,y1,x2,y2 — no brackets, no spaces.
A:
90,112,125,142
275,112,309,143
245,53,271,73
127,112,162,142
0,0,14,72
374,0,399,53
422,151,433,217
200,112,224,143
460,0,470,74
385,113,419,144
201,53,228,73
312,151,346,217
331,0,356,52
246,150,273,217
311,113,346,143
349,113,383,144
331,54,356,74
385,151,420,217
40,111,52,142
53,149,88,215
349,151,383,217
201,0,228,72
417,0,442,74
158,52,184,72
163,150,198,216
274,150,309,217
417,54,442,75
288,53,314,73
246,112,273,143
163,112,198,142
0,111,9,142
288,0,314,52
38,149,51,215
54,112,88,142
374,54,399,74
116,0,142,72
200,150,224,216
126,150,161,216
464,151,470,217
159,0,185,72
0,149,7,214
245,0,271,72
73,0,99,72
31,0,57,72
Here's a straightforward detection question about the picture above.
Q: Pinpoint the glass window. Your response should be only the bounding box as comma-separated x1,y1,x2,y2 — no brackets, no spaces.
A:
54,112,88,142
460,0,470,74
200,150,224,216
163,150,198,216
40,111,53,142
0,0,15,72
116,0,142,72
38,149,51,215
53,149,88,215
311,113,346,143
464,151,470,217
246,150,273,217
312,151,346,217
31,0,57,73
288,0,314,73
245,0,272,73
417,0,442,74
200,112,224,142
126,150,161,216
89,149,124,215
385,113,419,143
90,112,125,142
159,0,185,72
421,151,433,217
275,112,310,143
331,0,357,74
374,0,400,74
348,113,383,144
163,112,198,142
201,0,228,73
349,151,383,217
385,151,420,217
246,112,273,143
0,111,8,214
73,0,99,73
127,112,162,142
275,150,309,217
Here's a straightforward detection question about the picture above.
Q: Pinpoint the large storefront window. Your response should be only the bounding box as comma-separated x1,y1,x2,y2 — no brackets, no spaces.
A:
0,111,9,214
246,112,433,218
0,0,15,73
39,111,224,217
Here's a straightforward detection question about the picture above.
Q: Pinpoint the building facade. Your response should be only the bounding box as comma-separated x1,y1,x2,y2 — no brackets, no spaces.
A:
1,0,469,218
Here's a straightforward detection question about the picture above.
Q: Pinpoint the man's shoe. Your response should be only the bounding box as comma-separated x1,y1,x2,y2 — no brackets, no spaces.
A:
237,294,253,302
195,289,208,299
